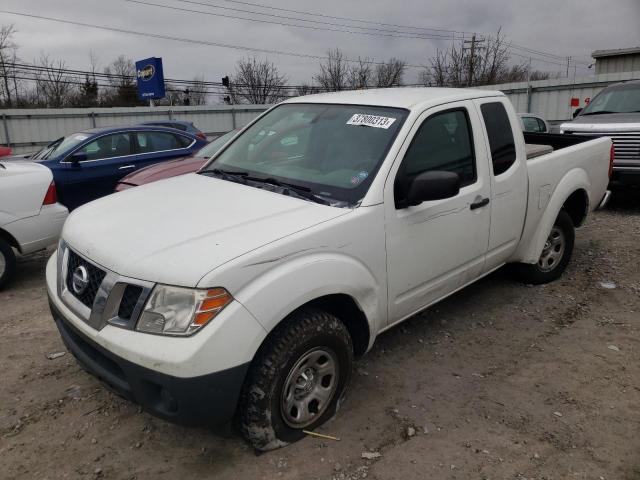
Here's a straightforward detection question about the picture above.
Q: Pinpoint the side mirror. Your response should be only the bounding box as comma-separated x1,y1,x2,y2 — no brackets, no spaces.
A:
406,171,460,207
573,108,583,118
68,152,87,164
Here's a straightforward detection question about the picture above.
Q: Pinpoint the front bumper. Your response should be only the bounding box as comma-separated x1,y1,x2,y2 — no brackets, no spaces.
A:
49,298,249,427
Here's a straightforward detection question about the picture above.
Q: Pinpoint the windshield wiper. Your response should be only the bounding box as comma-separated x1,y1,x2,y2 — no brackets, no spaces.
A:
201,168,249,184
245,176,331,205
581,110,617,116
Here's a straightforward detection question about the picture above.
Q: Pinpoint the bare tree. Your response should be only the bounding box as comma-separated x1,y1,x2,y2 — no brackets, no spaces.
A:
295,82,321,97
0,24,20,107
421,28,551,87
35,54,75,107
103,55,139,106
374,58,406,87
188,74,208,105
226,56,287,104
314,48,349,92
347,57,373,89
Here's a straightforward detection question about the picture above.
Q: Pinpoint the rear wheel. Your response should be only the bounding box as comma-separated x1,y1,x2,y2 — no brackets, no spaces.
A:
0,238,17,290
514,210,574,284
239,308,353,451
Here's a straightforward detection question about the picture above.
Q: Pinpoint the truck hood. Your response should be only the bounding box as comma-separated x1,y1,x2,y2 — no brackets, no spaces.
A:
118,156,207,187
563,113,640,131
63,173,349,287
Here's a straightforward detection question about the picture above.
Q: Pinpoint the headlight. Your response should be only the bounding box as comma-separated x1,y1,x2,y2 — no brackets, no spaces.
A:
136,285,233,336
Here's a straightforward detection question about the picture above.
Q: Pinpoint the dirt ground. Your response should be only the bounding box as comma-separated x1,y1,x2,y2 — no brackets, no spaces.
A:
1,187,639,480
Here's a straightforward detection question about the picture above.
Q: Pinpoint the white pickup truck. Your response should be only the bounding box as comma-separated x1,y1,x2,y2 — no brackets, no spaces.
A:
0,161,68,288
46,88,611,450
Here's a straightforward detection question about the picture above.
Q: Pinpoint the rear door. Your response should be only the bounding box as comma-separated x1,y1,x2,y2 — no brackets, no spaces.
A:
384,101,492,324
133,130,196,169
475,99,528,271
58,132,137,209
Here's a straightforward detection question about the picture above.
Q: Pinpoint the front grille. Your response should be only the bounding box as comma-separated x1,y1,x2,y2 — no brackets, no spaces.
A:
571,131,640,163
118,285,143,320
66,250,106,309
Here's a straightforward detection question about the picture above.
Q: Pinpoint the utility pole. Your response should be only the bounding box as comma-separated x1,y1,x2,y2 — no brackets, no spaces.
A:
463,34,485,87
566,56,571,78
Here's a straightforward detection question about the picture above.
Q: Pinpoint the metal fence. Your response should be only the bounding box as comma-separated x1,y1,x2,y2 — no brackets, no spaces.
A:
0,104,269,154
2,70,640,154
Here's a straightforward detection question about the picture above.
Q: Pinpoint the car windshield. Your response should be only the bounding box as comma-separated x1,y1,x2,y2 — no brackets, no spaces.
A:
197,129,238,157
581,83,640,115
31,133,91,160
201,103,408,206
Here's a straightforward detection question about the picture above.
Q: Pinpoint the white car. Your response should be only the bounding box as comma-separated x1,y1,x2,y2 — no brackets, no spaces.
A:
0,161,68,288
46,88,611,451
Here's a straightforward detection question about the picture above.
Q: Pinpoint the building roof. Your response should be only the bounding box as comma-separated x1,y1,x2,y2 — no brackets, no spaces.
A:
283,87,504,110
592,47,640,58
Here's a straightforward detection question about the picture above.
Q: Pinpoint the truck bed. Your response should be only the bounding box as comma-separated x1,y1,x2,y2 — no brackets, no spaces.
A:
513,134,612,264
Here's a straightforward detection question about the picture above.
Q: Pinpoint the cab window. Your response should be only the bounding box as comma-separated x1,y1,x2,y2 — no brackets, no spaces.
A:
395,108,476,205
481,102,516,175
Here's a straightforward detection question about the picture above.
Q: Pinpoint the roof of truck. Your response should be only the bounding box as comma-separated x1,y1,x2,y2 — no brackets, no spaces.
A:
283,87,504,109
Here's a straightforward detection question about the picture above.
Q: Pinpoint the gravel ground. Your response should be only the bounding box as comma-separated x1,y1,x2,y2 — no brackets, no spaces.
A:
1,187,639,480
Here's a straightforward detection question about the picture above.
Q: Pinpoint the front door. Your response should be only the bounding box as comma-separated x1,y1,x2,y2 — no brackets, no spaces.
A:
385,102,492,325
59,132,137,210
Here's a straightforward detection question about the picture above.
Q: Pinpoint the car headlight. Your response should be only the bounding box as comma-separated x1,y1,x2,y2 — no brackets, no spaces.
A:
136,285,233,336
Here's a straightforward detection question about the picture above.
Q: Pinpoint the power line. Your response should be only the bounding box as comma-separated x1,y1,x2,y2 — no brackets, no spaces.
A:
168,0,457,39
0,9,427,68
1,9,590,76
128,1,590,69
193,0,579,63
126,0,456,41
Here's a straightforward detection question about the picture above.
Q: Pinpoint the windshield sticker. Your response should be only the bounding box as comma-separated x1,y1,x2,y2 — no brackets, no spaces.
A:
74,134,88,141
346,114,396,129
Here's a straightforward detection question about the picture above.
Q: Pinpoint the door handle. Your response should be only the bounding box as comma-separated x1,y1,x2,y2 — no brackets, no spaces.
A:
470,197,490,210
118,164,136,170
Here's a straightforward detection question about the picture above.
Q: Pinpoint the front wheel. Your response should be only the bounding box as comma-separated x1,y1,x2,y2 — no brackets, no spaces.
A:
514,210,575,284
239,308,353,451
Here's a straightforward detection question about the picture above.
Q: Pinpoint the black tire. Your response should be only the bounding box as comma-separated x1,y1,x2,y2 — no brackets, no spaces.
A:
514,210,575,284
0,238,17,290
239,308,353,451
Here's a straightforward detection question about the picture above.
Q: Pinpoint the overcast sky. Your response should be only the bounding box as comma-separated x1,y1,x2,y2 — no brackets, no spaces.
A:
2,0,639,92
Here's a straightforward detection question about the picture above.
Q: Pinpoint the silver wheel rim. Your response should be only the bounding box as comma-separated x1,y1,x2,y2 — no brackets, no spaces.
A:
0,252,5,278
281,347,339,428
538,226,565,272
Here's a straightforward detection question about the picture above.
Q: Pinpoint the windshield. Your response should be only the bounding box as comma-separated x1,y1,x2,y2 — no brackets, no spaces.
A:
201,103,408,205
31,133,91,160
581,82,640,115
197,129,238,157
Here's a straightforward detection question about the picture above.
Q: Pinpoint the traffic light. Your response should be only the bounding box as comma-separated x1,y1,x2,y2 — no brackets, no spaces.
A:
222,76,230,87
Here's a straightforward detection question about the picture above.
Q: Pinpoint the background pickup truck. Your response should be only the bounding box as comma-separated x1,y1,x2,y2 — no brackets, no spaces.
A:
560,79,640,185
46,88,611,451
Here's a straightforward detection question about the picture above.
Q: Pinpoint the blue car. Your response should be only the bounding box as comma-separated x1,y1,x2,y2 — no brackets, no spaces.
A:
30,126,207,210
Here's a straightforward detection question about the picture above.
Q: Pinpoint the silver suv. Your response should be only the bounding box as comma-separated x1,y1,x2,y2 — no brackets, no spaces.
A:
561,80,640,184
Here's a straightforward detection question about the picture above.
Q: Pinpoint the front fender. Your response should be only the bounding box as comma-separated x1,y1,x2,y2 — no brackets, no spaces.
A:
233,252,383,344
514,167,591,264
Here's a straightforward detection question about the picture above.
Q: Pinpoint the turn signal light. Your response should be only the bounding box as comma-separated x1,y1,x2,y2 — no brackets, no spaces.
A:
192,288,233,327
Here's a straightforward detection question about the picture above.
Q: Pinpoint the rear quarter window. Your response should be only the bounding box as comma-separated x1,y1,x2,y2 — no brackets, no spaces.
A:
481,102,517,176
